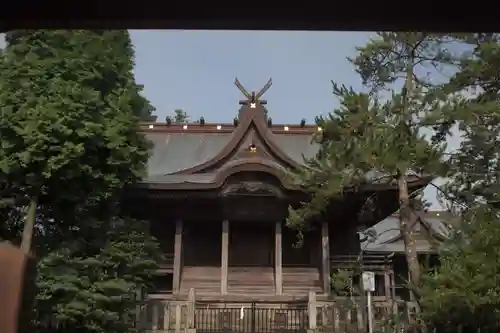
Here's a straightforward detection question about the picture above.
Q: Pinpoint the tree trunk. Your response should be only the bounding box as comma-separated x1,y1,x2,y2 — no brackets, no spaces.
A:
399,52,421,290
20,196,37,254
397,175,420,288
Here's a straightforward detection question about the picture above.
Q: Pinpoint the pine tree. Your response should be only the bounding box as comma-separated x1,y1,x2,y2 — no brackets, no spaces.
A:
419,34,500,332
348,32,458,288
287,33,454,291
436,33,500,209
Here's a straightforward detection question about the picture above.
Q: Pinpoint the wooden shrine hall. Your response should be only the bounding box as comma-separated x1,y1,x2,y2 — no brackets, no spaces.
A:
124,78,431,301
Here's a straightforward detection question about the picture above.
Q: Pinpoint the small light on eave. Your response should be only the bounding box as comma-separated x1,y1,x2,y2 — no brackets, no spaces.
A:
284,126,289,131
182,124,188,130
217,125,222,130
148,124,154,129
436,213,440,217
317,126,323,132
250,102,256,108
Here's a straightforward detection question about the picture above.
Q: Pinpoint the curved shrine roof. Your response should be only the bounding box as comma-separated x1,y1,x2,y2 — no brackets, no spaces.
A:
146,130,320,177
141,120,320,188
139,89,431,192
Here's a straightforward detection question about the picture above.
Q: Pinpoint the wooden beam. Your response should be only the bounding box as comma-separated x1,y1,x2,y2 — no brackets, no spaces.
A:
321,221,331,294
172,219,183,294
221,220,229,295
275,221,282,295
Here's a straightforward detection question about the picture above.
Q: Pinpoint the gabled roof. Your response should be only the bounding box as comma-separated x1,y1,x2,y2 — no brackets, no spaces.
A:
138,99,433,193
362,211,452,254
140,101,321,189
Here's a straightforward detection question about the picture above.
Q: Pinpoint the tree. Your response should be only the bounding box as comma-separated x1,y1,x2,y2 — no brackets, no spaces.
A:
287,33,454,291
419,206,500,333
172,108,189,123
0,30,162,333
435,33,500,209
34,217,162,333
0,30,151,252
346,33,457,288
418,34,500,332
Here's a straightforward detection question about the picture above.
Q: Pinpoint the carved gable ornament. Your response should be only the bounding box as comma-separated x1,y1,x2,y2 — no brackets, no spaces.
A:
220,180,284,198
235,77,272,108
173,77,304,177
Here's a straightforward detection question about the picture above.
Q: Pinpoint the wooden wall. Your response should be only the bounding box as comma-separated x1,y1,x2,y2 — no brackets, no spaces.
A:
329,221,361,256
183,221,222,266
228,223,274,266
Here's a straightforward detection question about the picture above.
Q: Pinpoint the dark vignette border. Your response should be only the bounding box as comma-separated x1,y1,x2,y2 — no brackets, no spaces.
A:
0,2,497,32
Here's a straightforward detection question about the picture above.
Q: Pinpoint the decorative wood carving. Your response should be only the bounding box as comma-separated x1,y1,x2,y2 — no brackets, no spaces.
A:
229,128,273,161
235,77,272,106
221,181,284,198
233,147,271,160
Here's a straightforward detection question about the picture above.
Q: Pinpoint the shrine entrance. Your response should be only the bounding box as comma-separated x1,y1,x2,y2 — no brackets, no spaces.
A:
228,223,274,267
183,221,222,267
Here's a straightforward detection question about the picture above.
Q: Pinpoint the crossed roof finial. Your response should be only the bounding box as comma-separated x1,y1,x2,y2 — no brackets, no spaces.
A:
234,78,272,108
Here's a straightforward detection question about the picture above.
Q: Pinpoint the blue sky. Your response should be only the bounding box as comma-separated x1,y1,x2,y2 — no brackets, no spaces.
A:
1,31,462,209
130,30,375,124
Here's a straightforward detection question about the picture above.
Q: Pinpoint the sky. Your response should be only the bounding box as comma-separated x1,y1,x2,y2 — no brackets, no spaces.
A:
130,30,374,124
0,31,463,209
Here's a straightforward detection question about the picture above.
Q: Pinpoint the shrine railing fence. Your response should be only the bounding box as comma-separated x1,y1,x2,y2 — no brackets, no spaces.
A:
136,290,419,333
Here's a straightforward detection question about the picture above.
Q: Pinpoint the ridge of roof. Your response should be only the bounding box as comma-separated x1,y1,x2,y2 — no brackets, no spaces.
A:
373,211,451,246
139,122,318,135
361,210,452,253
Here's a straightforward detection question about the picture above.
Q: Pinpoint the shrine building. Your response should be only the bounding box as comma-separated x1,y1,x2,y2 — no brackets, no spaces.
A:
124,79,448,302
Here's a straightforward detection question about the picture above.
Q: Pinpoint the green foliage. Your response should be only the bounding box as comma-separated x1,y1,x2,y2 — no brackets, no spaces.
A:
435,34,500,209
330,268,359,297
416,34,500,333
349,32,459,91
0,30,162,333
34,217,162,333
172,108,189,123
286,82,447,228
420,207,500,332
288,33,455,293
0,30,151,227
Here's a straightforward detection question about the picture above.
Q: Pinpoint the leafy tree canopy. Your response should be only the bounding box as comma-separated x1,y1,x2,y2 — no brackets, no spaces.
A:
418,34,500,332
0,30,162,333
0,30,152,235
171,108,189,123
35,217,162,333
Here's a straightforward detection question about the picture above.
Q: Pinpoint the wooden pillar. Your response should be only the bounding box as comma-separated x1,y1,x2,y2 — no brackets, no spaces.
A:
172,219,183,295
275,221,283,295
308,291,317,331
384,270,391,300
321,221,331,294
221,220,229,295
187,288,196,330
